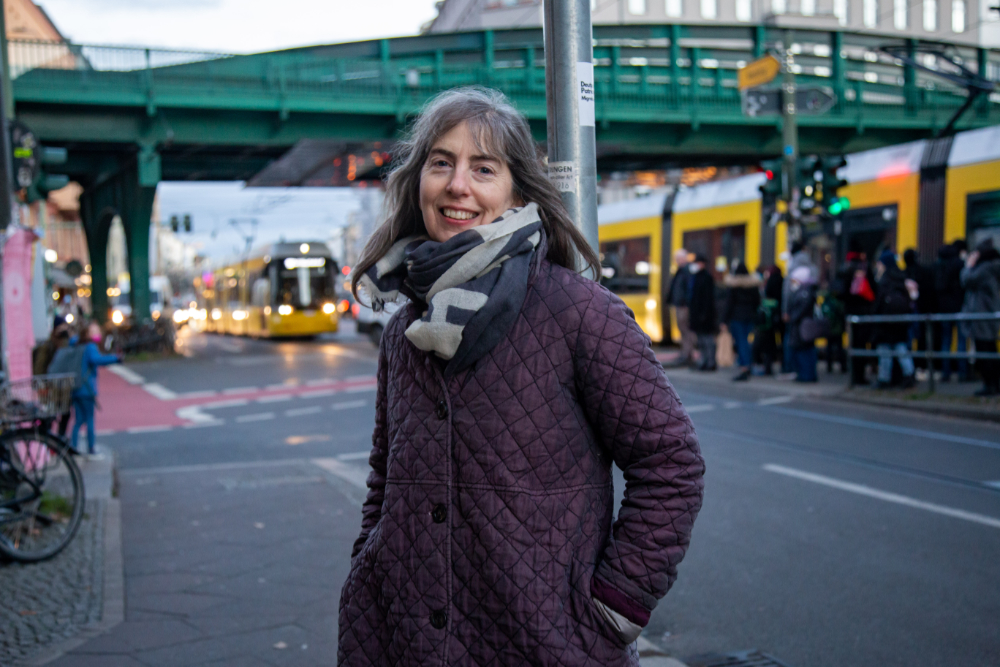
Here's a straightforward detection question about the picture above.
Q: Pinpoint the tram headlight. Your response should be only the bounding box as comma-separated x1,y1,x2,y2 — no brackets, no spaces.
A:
111,310,125,326
232,310,248,321
211,308,222,321
278,304,293,316
322,302,336,315
645,298,657,311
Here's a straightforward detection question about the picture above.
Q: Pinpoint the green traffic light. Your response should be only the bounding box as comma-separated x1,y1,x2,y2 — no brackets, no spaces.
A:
840,197,850,210
829,201,843,215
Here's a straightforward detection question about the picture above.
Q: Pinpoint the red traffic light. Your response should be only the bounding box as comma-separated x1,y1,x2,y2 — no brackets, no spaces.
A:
765,169,774,180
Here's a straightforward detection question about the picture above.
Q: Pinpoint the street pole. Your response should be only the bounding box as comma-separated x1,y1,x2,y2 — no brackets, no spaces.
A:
543,0,599,273
0,0,14,231
781,28,798,238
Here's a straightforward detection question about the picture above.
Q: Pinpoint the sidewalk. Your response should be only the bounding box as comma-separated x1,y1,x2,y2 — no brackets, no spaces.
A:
655,349,1000,422
1,446,123,667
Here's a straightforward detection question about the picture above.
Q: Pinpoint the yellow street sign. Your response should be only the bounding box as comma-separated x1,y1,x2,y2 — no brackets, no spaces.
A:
738,55,781,91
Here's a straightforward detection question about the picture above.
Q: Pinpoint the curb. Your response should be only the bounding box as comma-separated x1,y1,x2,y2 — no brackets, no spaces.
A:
637,635,688,667
21,451,125,666
831,391,1000,424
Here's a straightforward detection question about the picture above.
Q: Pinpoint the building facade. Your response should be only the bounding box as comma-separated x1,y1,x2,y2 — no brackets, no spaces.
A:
428,0,1000,49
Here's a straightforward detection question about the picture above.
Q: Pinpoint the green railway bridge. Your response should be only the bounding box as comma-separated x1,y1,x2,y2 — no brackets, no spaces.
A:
9,23,999,319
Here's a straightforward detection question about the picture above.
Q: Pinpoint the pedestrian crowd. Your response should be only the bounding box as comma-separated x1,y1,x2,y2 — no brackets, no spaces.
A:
668,236,1000,397
31,316,122,459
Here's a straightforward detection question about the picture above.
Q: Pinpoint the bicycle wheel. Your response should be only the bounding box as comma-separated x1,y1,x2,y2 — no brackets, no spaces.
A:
0,429,85,562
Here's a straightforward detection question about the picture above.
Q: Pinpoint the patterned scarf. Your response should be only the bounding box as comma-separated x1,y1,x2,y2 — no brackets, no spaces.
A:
357,203,543,376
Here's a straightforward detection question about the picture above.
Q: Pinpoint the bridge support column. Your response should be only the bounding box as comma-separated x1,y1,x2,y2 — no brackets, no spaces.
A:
79,146,160,324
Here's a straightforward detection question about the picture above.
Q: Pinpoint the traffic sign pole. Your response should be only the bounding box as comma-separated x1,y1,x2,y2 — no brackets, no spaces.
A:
781,29,798,229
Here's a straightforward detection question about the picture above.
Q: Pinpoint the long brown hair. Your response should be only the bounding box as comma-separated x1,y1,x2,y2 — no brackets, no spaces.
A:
350,87,600,302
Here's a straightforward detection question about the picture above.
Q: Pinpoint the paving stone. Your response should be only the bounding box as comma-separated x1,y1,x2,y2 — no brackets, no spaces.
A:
0,500,104,667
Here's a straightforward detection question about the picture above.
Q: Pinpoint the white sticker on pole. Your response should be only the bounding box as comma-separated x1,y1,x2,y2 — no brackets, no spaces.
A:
577,62,595,127
548,161,576,193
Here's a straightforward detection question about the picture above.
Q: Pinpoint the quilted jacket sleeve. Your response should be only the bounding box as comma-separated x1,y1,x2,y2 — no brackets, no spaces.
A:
574,286,705,628
350,336,390,560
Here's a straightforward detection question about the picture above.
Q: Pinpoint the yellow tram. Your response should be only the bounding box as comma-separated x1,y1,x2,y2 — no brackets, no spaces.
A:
202,241,340,338
597,123,1000,344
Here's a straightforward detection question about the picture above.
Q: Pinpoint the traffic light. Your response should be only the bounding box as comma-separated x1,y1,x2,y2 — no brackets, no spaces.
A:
170,215,179,232
183,214,192,233
796,155,820,212
26,146,69,203
821,155,850,216
759,158,783,200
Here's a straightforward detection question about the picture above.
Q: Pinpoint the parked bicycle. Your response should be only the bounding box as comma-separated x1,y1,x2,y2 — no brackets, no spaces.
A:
0,374,85,562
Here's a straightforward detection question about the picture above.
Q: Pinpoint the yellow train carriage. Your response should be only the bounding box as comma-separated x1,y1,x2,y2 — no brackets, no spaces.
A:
597,194,669,343
204,241,339,338
944,125,1000,249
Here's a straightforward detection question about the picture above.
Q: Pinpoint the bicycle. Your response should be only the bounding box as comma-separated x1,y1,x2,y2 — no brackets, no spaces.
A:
0,374,85,563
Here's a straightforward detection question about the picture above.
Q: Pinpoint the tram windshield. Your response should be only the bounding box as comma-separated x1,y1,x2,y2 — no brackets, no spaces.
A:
275,257,336,309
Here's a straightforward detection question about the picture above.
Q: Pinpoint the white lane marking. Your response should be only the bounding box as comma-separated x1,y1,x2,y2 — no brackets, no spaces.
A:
236,412,275,423
764,464,1000,530
143,383,178,400
108,365,145,385
301,389,336,399
123,458,306,475
332,400,367,411
723,401,742,409
763,406,1000,451
286,406,322,417
201,399,249,410
758,395,795,405
985,481,1000,490
256,394,293,403
222,386,259,395
96,430,118,436
685,404,715,413
126,425,173,434
176,390,219,400
182,421,224,429
312,457,370,489
177,405,216,423
337,451,373,461
266,381,299,390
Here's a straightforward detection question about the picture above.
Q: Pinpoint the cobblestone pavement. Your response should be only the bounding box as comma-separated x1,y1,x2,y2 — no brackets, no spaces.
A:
0,499,105,667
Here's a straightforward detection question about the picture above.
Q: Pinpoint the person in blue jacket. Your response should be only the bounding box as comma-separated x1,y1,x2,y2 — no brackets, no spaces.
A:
70,322,122,459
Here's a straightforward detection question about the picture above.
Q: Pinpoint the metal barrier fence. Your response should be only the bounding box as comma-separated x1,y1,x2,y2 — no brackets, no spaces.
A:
846,312,1000,392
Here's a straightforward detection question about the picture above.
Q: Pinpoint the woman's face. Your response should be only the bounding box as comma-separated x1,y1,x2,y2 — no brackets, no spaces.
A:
419,121,520,243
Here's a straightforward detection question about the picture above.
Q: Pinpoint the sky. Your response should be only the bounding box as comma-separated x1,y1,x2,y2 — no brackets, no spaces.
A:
36,0,442,53
35,1,438,263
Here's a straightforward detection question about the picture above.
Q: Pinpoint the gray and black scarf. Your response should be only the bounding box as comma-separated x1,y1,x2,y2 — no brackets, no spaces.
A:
357,203,543,376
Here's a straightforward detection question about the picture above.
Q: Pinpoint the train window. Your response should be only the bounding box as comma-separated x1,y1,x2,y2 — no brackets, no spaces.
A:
600,236,651,294
276,259,336,309
967,191,1000,250
683,224,746,280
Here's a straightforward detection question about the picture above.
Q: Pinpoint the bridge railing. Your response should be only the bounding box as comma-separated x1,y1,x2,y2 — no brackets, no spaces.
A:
7,27,998,125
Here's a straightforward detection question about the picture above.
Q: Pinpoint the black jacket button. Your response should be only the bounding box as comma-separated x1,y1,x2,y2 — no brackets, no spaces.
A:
435,400,448,419
431,504,447,524
430,610,447,629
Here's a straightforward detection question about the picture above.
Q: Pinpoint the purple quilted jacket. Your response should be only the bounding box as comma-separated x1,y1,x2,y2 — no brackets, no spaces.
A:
338,259,705,666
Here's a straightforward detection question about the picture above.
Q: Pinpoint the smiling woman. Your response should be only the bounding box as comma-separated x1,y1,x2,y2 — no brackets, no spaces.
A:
340,87,704,667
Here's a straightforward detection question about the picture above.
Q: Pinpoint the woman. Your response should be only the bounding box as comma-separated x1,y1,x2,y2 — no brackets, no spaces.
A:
687,254,718,371
961,239,1000,397
722,261,761,381
340,88,705,666
65,322,121,459
752,265,783,376
786,266,819,383
872,250,917,389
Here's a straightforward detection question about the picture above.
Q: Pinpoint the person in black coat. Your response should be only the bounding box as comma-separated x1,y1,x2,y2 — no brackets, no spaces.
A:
934,242,968,382
786,266,818,382
903,248,937,366
687,254,718,371
752,265,783,376
722,262,761,381
836,240,876,385
873,250,916,389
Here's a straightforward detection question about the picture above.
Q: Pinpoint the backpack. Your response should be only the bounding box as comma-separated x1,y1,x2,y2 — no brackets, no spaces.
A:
819,292,846,337
880,282,912,316
757,298,779,332
47,344,86,391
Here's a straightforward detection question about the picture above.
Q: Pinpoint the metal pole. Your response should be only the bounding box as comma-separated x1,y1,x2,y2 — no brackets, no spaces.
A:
846,317,854,389
781,29,798,226
543,0,599,274
924,315,935,394
0,0,14,232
